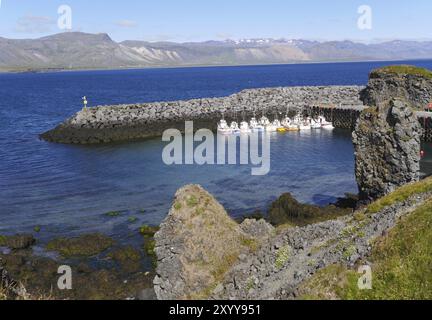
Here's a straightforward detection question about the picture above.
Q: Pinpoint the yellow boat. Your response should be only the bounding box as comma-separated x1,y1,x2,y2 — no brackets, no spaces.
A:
277,127,287,133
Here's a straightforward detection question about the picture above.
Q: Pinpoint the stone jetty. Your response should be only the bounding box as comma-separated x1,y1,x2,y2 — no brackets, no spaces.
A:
40,86,364,144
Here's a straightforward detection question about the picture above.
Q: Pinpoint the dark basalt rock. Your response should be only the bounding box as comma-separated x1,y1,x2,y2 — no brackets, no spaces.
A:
361,66,432,109
353,99,422,202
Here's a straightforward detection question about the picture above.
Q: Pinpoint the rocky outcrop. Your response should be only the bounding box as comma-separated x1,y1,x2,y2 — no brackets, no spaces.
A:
154,182,432,300
41,86,364,144
353,99,421,202
153,185,273,300
361,65,432,109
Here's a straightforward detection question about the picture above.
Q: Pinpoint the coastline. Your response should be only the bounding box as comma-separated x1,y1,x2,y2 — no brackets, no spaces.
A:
2,58,432,75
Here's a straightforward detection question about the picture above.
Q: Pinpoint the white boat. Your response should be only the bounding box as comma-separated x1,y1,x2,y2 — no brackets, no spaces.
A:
281,116,291,128
292,114,311,130
240,121,251,133
299,123,312,130
310,118,322,130
260,116,271,126
281,117,299,131
249,117,264,132
273,118,287,132
230,121,241,134
265,123,277,132
298,118,312,130
318,116,335,130
217,119,232,135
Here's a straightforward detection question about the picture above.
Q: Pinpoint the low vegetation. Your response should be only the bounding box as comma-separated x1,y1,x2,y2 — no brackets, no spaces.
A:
46,233,114,257
269,193,352,226
108,246,142,273
367,176,432,214
371,65,432,79
275,245,291,269
300,198,432,300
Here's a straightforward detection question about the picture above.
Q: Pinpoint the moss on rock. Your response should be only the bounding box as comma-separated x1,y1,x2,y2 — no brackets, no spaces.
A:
46,233,114,257
139,225,159,238
108,246,142,273
268,193,351,226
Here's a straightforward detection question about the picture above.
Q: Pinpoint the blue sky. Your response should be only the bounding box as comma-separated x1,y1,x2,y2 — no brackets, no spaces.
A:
0,0,431,42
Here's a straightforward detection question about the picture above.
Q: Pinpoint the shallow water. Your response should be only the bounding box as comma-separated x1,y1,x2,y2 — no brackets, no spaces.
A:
1,60,432,242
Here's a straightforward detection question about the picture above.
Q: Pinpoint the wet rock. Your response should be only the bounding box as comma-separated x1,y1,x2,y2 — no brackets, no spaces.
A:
268,193,351,226
353,99,421,201
0,234,35,250
139,225,159,238
46,233,114,257
137,288,157,300
108,246,142,273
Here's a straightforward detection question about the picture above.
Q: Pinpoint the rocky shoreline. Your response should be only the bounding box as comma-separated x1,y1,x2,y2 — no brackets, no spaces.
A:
40,86,364,144
0,231,157,300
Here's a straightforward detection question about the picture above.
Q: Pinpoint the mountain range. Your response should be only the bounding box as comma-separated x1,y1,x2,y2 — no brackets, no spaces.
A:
1,32,432,71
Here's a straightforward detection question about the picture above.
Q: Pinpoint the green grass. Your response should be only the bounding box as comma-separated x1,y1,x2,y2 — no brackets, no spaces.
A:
240,236,259,252
300,199,432,300
371,65,432,79
275,245,291,269
186,195,199,207
367,176,432,214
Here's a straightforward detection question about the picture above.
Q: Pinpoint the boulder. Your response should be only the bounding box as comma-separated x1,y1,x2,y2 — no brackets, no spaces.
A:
153,185,258,300
353,99,421,201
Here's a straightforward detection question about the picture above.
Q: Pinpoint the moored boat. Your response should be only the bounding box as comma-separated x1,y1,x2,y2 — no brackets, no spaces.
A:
318,116,335,130
217,119,232,135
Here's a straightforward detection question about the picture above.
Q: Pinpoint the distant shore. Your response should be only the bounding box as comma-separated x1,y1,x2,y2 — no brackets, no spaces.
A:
2,58,431,75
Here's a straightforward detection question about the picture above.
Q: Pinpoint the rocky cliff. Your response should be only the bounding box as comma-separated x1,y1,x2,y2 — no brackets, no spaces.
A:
361,65,432,109
353,99,422,202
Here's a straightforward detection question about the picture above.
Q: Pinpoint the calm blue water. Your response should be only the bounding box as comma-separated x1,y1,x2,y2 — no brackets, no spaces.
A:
1,60,432,242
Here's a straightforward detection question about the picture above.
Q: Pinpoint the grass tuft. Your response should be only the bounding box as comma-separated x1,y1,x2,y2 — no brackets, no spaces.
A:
275,245,291,269
371,65,432,79
367,177,432,214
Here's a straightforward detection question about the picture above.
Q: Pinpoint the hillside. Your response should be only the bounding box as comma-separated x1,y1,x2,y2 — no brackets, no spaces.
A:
300,190,432,299
2,32,432,71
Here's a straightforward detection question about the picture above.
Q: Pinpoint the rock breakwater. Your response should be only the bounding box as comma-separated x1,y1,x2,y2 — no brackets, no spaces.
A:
41,86,364,144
